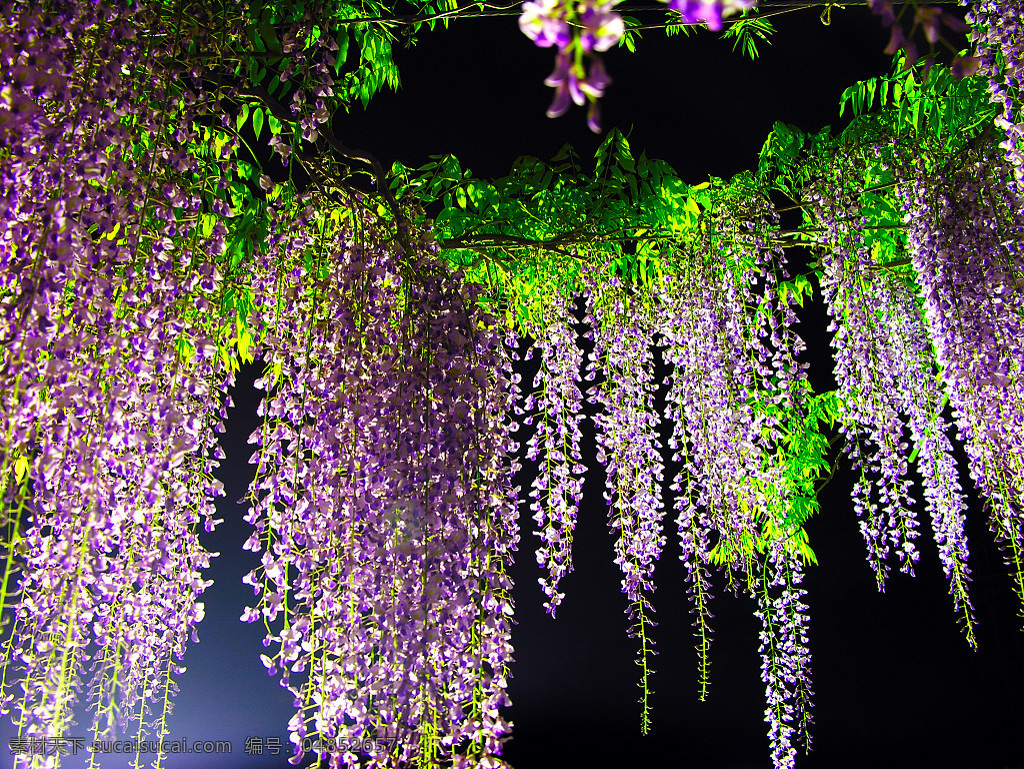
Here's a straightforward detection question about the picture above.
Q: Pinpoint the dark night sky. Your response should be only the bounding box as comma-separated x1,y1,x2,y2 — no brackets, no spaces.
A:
5,5,1024,769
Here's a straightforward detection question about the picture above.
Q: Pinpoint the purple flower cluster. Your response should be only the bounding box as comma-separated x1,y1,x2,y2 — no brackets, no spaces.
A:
969,0,1024,189
519,0,624,132
520,0,573,49
1,0,236,758
899,149,1024,615
660,255,759,701
808,157,977,639
887,277,976,640
243,202,517,768
667,0,757,31
720,195,817,769
755,550,813,769
517,0,767,129
657,188,814,764
523,289,586,615
272,19,341,145
806,173,922,587
583,264,665,731
1,2,520,763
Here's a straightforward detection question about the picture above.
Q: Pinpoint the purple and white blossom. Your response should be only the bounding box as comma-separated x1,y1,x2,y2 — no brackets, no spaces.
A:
807,173,922,587
0,0,236,757
969,0,1024,189
807,154,980,641
584,263,665,731
899,148,1024,618
755,549,813,769
244,206,517,768
579,0,626,52
519,0,622,131
657,187,814,762
519,0,572,49
523,289,586,615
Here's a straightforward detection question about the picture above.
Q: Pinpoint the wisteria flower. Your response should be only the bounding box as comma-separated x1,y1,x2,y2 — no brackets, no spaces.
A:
669,0,757,31
579,0,625,52
883,23,906,56
870,0,973,78
544,51,586,117
519,0,572,49
521,0,619,130
544,51,611,131
581,56,612,98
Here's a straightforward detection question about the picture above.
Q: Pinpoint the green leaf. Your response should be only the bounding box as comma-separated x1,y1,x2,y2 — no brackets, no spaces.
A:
334,27,350,77
236,160,255,181
722,13,775,60
619,15,641,52
252,107,264,141
238,330,253,363
236,102,250,132
259,14,282,53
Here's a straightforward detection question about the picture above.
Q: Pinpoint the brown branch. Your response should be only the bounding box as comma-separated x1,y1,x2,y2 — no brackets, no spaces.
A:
438,232,582,258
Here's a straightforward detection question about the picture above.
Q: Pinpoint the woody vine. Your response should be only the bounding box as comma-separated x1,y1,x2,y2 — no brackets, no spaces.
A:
0,0,1021,768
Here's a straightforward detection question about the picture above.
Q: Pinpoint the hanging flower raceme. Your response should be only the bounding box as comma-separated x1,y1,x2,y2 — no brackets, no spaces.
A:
583,262,665,733
243,201,517,769
272,15,342,144
968,0,1024,188
754,547,812,769
0,144,228,760
899,147,1024,620
806,172,921,588
522,286,586,615
519,0,623,132
655,187,814,767
885,272,977,641
0,0,240,762
659,251,765,702
675,188,814,576
517,0,772,129
807,157,977,643
710,190,815,769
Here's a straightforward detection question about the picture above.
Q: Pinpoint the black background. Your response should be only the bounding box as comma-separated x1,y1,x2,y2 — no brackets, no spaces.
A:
4,6,1024,769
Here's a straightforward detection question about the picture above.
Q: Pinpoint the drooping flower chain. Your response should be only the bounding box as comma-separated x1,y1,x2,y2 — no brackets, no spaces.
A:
806,173,921,587
522,287,586,615
660,248,773,582
807,155,976,640
755,548,812,769
583,263,665,733
243,202,516,769
656,186,816,767
968,0,1024,189
709,191,815,769
690,190,812,569
660,252,761,700
0,0,235,761
518,0,755,130
885,272,977,642
900,147,1024,617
